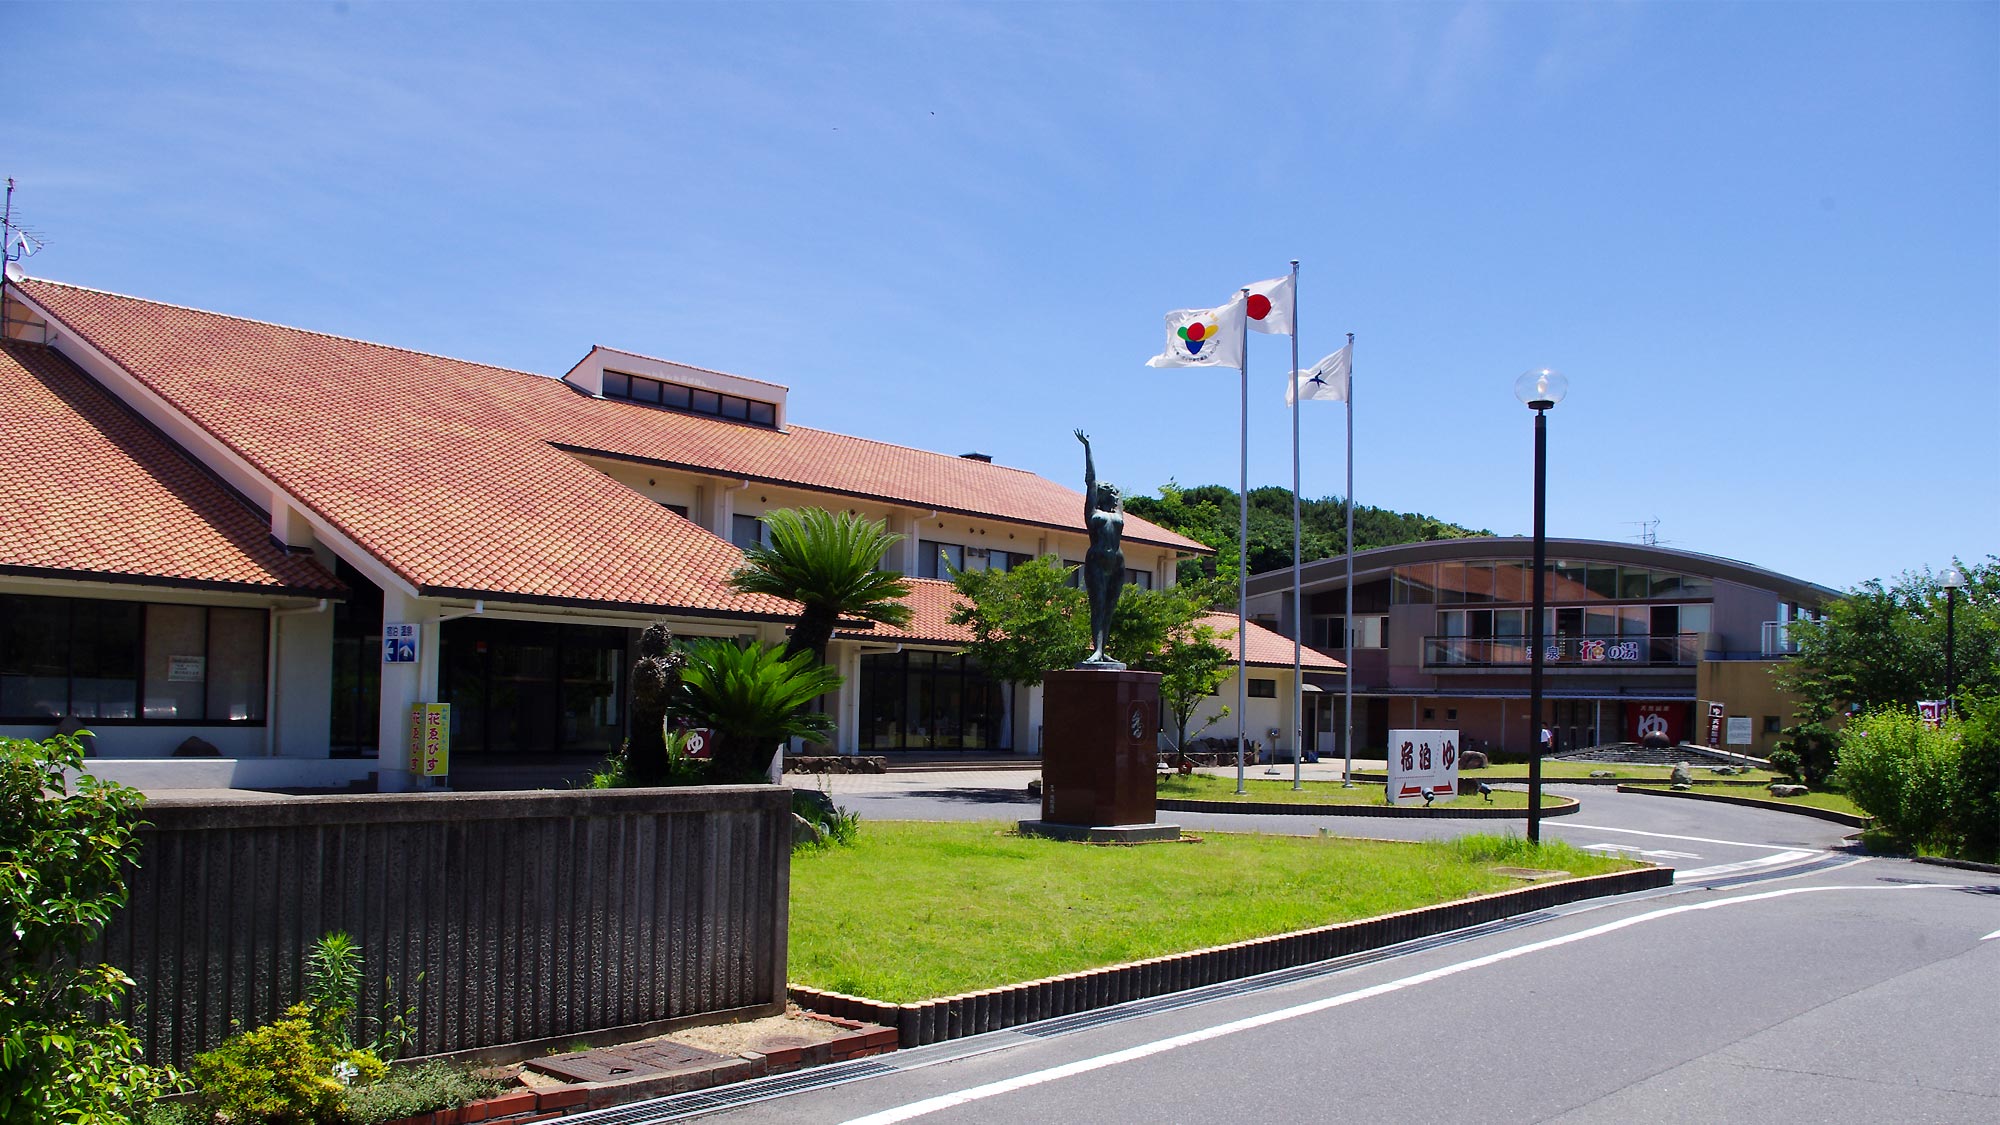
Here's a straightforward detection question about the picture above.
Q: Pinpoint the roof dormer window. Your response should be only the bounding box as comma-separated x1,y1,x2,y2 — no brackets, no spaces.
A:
604,369,778,428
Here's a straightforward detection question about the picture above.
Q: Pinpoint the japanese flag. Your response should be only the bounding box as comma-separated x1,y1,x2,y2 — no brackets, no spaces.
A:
1242,274,1294,335
1285,344,1351,404
1145,299,1246,368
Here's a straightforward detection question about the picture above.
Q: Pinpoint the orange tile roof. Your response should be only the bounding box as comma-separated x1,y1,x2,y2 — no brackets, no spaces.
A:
18,279,1202,618
1199,610,1346,671
0,341,341,595
833,577,973,645
830,582,1344,675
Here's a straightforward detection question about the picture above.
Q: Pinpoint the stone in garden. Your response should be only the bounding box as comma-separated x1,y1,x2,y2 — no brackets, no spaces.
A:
1769,784,1808,798
1589,770,1616,779
1026,778,1042,798
1670,762,1692,787
792,813,824,846
1710,765,1736,775
1460,750,1489,770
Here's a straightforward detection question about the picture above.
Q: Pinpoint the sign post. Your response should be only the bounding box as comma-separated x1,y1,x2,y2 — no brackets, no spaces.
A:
408,703,450,778
1705,701,1726,748
1386,728,1460,804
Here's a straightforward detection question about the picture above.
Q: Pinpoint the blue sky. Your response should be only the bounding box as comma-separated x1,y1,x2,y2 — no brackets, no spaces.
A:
12,1,1996,590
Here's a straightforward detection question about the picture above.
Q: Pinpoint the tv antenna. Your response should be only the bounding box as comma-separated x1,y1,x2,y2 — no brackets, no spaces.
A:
1627,517,1664,547
1,179,47,313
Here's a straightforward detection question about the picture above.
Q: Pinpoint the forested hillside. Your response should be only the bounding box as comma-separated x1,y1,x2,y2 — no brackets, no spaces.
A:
1126,482,1491,586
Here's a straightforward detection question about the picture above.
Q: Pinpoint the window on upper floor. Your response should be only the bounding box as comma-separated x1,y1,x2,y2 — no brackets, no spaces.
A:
731,514,767,550
603,370,779,428
918,540,965,579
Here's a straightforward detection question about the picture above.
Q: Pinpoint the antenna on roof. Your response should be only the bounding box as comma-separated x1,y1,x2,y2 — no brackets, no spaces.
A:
0,179,45,326
1626,517,1670,548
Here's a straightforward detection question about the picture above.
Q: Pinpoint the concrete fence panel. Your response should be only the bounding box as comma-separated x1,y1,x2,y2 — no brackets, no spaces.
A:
87,786,791,1068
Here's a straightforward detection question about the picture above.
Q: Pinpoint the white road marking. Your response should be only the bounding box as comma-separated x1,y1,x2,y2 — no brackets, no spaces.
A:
1984,929,2000,942
1560,823,1802,851
1678,850,1816,880
839,882,1972,1125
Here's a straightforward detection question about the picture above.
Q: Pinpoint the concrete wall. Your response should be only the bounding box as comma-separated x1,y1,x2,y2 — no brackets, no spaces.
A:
1697,658,1797,756
87,786,791,1067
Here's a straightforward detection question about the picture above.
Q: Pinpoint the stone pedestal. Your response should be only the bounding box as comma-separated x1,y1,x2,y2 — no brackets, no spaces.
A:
1020,667,1178,842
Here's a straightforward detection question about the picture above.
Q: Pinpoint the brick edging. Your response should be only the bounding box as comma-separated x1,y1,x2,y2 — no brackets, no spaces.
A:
1613,784,1873,828
1155,795,1580,819
1351,772,1771,788
790,866,1670,1047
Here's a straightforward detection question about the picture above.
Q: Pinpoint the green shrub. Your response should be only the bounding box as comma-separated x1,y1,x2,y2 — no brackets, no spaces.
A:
342,1060,507,1125
1836,709,1962,852
0,732,175,1124
1767,747,1803,783
190,1004,380,1125
1446,832,1594,870
1954,697,2000,861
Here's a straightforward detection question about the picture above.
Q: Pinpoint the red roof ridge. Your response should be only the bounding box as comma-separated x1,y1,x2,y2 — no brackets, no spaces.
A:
19,276,542,386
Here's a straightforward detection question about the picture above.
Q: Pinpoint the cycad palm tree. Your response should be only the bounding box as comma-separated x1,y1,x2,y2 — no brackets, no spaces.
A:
678,638,843,782
729,508,913,663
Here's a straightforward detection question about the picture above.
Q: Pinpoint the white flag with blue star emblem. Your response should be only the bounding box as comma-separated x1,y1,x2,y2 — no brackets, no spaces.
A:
1286,344,1351,404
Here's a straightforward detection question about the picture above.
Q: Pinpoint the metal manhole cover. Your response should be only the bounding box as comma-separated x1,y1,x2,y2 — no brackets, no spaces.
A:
526,1041,730,1083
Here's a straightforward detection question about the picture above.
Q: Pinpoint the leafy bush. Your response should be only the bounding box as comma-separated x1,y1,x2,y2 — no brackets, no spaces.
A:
1836,709,1962,852
678,639,842,783
791,787,860,853
0,732,174,1124
1767,747,1803,783
190,1004,379,1125
342,1060,507,1125
1954,697,2000,861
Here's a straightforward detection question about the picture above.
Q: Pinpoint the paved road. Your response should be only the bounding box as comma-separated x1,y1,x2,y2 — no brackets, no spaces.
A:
603,769,1995,1124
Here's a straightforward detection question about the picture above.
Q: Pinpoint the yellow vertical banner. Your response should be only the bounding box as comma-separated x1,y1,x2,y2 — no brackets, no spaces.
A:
409,703,450,777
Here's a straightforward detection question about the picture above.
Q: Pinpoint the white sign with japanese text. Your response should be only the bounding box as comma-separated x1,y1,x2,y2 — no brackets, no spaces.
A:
1387,728,1460,804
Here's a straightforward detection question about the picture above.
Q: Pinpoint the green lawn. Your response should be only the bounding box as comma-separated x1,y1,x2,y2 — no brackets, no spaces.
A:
788,821,1637,1002
1462,762,1777,784
1159,773,1564,809
1624,783,1866,818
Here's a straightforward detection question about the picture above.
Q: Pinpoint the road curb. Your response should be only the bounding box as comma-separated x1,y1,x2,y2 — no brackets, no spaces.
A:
790,865,1670,1047
1613,784,1872,828
1156,794,1581,819
1911,855,2000,875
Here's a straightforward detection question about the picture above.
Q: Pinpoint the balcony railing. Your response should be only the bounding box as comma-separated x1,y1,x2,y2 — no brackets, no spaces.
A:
1423,633,1699,669
1760,621,1801,656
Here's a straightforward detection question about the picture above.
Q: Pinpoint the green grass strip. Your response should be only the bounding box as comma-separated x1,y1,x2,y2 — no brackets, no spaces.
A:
1463,762,1776,783
789,821,1637,1002
1158,773,1558,808
1623,783,1864,817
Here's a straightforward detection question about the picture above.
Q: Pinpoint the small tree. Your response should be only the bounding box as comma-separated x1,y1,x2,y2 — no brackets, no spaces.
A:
948,555,1089,688
0,733,170,1123
728,508,913,664
678,639,843,784
1837,708,1964,853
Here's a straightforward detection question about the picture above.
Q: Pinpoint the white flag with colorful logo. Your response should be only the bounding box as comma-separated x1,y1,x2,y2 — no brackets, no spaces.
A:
1285,343,1351,404
1145,300,1246,368
1243,274,1294,335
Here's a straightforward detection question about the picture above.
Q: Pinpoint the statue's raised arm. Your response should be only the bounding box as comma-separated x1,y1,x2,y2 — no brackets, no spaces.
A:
1074,430,1094,523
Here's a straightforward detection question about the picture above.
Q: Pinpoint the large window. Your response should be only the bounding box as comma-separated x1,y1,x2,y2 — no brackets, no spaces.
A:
918,540,964,579
602,370,778,427
1395,559,1717,605
439,619,627,757
330,558,383,756
1,594,266,723
857,650,1006,751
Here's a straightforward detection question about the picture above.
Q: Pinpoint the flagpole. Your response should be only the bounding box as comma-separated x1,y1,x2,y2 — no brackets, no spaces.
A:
1288,261,1303,791
1342,332,1357,787
1235,288,1250,796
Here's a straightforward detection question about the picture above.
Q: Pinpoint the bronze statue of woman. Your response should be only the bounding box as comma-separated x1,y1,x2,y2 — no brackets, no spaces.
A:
1075,430,1126,667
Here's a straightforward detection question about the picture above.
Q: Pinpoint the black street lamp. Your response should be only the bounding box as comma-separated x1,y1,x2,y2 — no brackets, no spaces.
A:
1515,368,1568,845
1943,564,1966,718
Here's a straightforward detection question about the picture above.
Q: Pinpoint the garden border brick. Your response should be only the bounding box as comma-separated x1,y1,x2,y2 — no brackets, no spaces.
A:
1613,783,1873,828
789,865,1669,1047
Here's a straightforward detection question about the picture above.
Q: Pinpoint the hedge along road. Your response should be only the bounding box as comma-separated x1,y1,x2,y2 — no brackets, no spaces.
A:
803,768,1855,882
